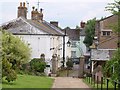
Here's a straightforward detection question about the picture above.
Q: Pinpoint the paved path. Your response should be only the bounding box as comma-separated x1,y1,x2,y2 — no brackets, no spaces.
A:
69,64,79,77
52,77,90,89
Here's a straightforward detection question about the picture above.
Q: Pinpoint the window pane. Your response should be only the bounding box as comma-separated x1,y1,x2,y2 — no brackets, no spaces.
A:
71,42,76,47
107,32,110,36
102,31,106,36
71,51,76,57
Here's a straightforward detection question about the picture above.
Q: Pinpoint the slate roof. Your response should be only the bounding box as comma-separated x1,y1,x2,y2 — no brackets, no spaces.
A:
63,28,80,41
1,17,64,35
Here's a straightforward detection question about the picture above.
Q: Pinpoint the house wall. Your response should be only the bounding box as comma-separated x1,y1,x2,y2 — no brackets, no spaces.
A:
71,36,87,63
17,35,70,68
91,15,118,72
80,36,87,55
71,41,81,58
18,35,51,59
97,15,118,49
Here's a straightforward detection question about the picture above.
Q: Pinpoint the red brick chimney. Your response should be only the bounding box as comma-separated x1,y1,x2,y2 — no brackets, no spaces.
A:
50,21,58,27
80,21,86,28
18,2,27,19
31,7,43,21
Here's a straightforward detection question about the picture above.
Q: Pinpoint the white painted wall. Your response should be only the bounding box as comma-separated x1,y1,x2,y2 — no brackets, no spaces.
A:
71,36,87,58
18,35,51,59
17,35,71,68
79,36,87,55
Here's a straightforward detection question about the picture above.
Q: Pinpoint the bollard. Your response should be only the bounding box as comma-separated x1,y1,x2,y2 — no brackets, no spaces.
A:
114,81,117,90
89,76,90,83
101,77,103,90
97,76,99,89
94,75,95,87
118,82,120,90
106,79,109,90
91,74,92,85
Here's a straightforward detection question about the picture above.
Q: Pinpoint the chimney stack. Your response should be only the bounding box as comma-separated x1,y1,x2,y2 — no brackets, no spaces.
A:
31,7,43,21
50,21,58,27
80,21,86,28
39,8,43,20
18,2,27,19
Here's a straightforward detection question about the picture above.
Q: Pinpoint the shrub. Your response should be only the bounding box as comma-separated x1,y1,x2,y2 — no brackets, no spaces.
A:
30,58,46,73
20,58,46,76
1,30,31,82
66,58,73,69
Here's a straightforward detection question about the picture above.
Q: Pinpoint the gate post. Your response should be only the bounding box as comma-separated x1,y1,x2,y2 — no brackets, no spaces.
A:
78,56,85,78
51,54,57,77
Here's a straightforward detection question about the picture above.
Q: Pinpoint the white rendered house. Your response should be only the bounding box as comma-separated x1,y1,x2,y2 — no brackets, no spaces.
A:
1,2,71,75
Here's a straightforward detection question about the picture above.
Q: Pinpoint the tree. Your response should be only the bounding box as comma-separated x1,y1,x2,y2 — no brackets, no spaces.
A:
105,0,120,33
64,26,71,30
83,18,96,47
104,49,120,80
104,0,120,88
105,0,120,14
75,25,80,29
1,29,31,82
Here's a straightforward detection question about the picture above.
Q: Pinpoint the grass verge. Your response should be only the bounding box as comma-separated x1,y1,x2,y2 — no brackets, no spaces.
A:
2,74,54,88
83,76,115,89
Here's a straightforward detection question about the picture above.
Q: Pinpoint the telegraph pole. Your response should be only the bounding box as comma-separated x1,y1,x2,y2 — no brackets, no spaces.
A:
62,29,66,67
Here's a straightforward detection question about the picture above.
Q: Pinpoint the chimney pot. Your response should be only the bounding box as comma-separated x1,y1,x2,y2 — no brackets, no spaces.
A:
32,6,35,10
40,8,43,12
20,2,22,7
18,2,27,18
31,7,43,21
23,2,25,7
80,21,85,28
35,9,38,11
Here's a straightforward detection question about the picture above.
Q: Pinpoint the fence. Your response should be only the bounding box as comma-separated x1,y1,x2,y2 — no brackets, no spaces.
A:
84,73,120,90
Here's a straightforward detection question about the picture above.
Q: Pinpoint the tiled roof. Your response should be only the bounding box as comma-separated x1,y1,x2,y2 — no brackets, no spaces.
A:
98,36,118,49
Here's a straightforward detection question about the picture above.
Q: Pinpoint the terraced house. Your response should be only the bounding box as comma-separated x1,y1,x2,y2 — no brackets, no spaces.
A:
1,2,71,75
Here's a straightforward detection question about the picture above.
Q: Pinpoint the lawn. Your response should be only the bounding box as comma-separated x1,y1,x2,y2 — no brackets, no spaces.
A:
2,74,54,88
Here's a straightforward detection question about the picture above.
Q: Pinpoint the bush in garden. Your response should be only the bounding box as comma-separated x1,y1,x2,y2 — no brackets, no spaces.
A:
30,58,46,73
1,29,31,82
66,58,73,69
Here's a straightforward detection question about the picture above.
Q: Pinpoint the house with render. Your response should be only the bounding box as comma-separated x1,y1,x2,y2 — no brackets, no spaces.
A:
63,22,88,64
1,2,71,74
90,15,118,72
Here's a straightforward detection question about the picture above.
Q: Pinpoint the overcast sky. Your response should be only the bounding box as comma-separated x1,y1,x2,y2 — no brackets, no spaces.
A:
0,0,114,28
